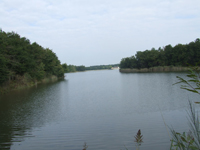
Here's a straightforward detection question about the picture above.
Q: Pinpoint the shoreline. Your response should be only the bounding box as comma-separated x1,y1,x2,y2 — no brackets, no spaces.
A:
66,68,115,73
119,66,189,73
0,75,62,94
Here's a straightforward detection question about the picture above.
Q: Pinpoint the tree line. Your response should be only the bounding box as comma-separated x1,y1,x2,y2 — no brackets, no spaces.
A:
0,30,64,85
120,38,200,69
61,64,85,72
0,29,119,86
61,64,119,73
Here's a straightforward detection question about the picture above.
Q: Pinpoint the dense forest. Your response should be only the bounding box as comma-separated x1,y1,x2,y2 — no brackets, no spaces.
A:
0,30,64,86
120,38,200,69
61,63,119,73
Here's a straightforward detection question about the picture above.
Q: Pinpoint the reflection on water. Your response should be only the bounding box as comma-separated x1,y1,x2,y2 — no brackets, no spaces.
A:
0,70,198,150
0,80,67,149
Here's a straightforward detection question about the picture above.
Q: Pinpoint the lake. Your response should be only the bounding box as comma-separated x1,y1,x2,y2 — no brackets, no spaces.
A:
0,70,199,150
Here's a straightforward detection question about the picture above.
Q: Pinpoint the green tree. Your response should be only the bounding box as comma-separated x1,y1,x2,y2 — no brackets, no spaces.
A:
0,30,64,85
62,63,68,73
120,38,200,69
67,65,76,72
0,54,8,84
76,65,86,71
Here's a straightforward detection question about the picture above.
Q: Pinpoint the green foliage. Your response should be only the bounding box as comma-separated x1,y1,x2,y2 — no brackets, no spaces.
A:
171,67,200,150
170,102,200,150
62,63,68,73
0,54,8,84
67,65,77,72
170,131,196,150
0,30,64,85
54,65,64,78
120,38,200,69
62,64,86,72
64,64,119,73
34,63,45,80
76,65,86,71
86,64,118,70
173,66,200,95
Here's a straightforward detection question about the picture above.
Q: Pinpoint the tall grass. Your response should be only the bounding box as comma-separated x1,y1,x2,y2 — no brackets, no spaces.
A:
170,66,200,150
0,74,59,94
170,101,200,150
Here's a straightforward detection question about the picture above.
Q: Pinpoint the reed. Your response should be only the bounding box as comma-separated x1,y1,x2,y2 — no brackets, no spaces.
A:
82,142,88,150
120,66,188,73
170,101,200,150
170,66,200,150
134,129,143,150
0,74,59,94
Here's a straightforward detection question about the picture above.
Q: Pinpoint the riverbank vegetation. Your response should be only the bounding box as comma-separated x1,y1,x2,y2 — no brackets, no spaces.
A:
120,38,200,69
0,30,64,93
120,66,188,73
62,63,119,73
170,66,200,150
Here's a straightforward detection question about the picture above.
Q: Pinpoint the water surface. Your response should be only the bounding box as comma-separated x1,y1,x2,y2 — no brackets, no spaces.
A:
0,70,198,150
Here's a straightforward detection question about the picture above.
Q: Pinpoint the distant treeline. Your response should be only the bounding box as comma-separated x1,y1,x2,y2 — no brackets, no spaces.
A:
120,38,200,69
62,64,119,73
0,30,64,85
86,64,119,71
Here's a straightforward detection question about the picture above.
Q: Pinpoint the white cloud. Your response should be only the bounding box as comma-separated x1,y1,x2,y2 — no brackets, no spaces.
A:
1,0,200,66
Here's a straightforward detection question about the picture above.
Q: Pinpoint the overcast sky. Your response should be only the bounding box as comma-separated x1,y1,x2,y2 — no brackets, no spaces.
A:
1,0,200,66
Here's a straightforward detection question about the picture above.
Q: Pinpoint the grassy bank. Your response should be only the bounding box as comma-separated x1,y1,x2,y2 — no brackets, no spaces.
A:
0,74,60,94
120,66,189,73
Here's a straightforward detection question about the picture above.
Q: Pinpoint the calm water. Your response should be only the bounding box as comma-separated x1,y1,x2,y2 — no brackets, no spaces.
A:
0,70,199,150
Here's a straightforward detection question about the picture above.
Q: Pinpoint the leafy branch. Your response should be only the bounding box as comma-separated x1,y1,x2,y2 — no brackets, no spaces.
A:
171,66,200,150
173,66,200,96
